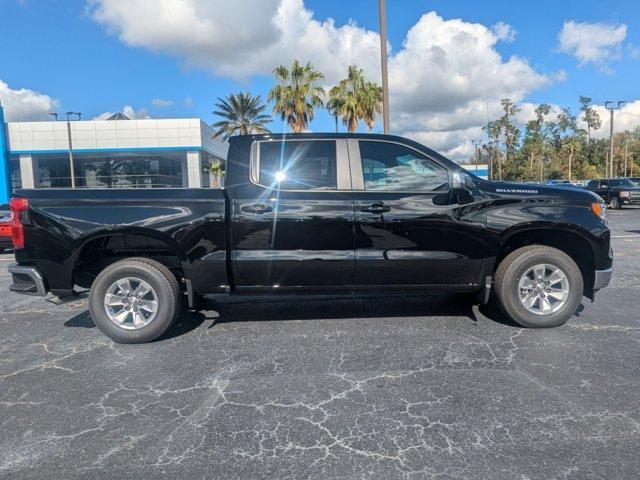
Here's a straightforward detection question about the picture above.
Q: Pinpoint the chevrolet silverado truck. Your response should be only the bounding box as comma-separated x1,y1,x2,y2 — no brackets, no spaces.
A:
586,178,640,209
7,133,612,343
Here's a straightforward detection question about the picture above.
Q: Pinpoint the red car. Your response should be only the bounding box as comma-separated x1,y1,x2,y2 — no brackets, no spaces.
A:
0,205,12,252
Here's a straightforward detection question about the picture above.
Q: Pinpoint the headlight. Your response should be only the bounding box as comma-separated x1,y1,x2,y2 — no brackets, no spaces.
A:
591,202,606,221
619,191,630,198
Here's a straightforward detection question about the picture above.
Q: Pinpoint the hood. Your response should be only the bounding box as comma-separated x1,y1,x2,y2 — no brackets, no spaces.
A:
478,180,601,205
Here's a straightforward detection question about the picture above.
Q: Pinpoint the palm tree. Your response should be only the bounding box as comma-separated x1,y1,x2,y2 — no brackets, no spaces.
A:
328,65,382,133
268,60,325,133
212,92,271,140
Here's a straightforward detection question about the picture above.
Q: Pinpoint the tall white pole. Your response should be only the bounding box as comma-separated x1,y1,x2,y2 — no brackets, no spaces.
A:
379,0,390,134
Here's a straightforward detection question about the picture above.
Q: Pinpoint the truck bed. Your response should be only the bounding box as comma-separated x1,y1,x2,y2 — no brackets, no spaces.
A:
13,188,228,296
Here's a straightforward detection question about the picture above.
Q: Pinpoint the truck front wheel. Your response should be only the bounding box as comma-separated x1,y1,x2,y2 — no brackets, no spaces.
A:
88,258,181,343
494,245,583,328
610,197,621,209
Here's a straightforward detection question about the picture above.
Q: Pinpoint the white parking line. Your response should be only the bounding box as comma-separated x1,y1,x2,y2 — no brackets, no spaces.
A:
612,234,640,239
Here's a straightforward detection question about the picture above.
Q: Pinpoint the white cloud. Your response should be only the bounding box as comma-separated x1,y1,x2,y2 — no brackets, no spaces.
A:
0,79,58,121
558,20,627,72
183,96,194,107
584,101,640,138
388,12,552,159
492,22,516,43
89,0,381,81
628,44,640,60
93,105,150,120
89,1,557,161
151,98,174,107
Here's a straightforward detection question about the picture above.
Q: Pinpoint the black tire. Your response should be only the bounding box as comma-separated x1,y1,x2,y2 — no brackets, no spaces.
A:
610,197,621,210
494,245,583,328
89,258,181,343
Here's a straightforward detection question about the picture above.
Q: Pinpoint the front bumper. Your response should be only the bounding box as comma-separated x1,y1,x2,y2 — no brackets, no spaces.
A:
594,268,612,291
8,263,47,296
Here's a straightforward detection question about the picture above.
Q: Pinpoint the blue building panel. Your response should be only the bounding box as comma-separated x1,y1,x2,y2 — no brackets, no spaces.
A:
0,105,11,203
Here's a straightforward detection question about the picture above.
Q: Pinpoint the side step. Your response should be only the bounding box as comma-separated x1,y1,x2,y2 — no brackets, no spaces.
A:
45,291,88,305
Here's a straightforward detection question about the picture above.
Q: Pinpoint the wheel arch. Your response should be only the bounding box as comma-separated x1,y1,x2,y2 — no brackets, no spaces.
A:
494,225,597,299
70,227,192,289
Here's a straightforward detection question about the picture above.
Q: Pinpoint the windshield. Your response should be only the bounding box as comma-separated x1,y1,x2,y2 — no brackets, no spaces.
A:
611,179,637,188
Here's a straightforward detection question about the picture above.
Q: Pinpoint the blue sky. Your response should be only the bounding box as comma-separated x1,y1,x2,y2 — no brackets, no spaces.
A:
1,0,639,160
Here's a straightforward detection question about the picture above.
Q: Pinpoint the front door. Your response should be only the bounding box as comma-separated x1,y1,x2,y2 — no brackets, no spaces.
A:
349,139,485,286
231,138,355,289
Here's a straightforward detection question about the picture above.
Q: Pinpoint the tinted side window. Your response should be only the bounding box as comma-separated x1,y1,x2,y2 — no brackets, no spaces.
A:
359,141,449,192
587,180,598,190
257,141,337,190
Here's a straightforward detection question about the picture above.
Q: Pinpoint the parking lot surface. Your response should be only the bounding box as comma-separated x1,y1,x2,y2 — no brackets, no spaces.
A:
0,209,639,479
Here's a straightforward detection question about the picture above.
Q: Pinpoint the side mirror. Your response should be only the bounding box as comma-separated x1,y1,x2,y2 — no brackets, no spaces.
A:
451,172,474,205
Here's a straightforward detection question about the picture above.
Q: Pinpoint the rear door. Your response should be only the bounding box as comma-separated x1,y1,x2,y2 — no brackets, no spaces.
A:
349,139,485,286
231,138,355,289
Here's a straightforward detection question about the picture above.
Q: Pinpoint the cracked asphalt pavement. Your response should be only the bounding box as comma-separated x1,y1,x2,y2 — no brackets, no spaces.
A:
1,209,639,479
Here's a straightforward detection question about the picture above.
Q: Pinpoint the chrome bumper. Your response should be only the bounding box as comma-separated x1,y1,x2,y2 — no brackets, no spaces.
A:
593,268,612,291
8,263,47,296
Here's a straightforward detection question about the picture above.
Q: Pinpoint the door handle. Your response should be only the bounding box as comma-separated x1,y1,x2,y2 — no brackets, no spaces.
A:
241,203,273,214
360,202,391,214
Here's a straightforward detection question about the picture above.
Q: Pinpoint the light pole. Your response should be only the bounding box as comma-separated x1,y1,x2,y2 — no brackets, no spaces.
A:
378,0,390,134
65,112,81,188
605,100,626,178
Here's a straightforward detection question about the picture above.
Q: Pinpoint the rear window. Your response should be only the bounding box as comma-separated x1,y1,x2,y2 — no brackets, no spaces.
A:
256,140,337,190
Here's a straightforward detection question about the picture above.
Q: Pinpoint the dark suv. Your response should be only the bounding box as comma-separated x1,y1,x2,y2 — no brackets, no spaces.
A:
586,178,640,209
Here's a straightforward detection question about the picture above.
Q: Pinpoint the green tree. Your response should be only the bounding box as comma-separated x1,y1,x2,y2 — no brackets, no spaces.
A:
579,96,602,142
327,65,382,132
497,99,521,180
268,60,325,133
212,92,271,140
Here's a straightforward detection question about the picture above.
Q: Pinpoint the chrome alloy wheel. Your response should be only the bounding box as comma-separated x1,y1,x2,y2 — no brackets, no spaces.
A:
104,277,159,330
518,264,569,316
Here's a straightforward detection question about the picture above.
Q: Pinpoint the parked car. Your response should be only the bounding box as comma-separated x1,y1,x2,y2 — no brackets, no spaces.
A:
0,205,11,252
629,177,640,187
586,178,640,209
8,133,612,343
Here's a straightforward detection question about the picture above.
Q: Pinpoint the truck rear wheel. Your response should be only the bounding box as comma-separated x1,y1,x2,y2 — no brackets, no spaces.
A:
88,258,181,343
494,245,583,328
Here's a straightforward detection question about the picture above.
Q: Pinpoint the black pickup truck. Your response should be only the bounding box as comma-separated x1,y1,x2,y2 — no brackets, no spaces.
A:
586,178,640,209
8,133,612,343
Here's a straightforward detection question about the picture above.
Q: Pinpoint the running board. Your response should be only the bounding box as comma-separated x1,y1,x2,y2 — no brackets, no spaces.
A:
45,291,87,305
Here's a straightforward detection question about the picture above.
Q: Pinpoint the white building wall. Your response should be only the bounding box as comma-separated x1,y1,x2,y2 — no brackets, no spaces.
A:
186,151,203,188
19,154,36,189
7,119,210,152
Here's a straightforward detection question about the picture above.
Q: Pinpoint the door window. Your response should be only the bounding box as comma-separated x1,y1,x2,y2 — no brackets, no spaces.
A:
359,141,449,192
256,140,337,190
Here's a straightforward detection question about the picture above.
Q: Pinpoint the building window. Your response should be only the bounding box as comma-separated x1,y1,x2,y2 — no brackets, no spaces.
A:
9,156,22,190
202,154,225,188
34,151,185,188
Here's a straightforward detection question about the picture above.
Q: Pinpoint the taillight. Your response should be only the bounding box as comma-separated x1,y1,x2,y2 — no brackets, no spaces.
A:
10,197,29,249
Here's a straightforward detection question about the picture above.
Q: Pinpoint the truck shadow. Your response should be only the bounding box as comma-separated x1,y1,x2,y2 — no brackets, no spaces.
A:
64,293,536,341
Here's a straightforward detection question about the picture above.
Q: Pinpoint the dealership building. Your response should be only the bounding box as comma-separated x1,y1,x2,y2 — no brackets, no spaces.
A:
0,103,228,203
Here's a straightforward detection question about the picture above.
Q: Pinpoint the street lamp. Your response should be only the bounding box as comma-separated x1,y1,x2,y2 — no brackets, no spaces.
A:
65,111,81,188
378,0,390,134
605,100,626,178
